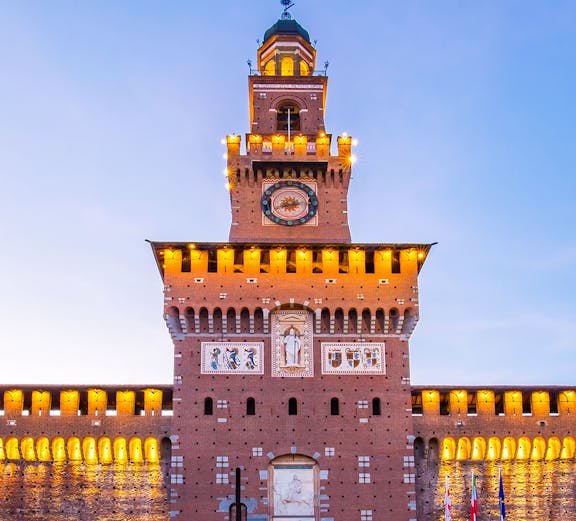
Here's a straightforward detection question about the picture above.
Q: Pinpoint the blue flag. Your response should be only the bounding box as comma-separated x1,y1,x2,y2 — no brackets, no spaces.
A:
499,467,506,520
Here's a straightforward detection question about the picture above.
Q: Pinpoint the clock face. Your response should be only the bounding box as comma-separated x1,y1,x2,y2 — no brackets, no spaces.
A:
261,181,319,226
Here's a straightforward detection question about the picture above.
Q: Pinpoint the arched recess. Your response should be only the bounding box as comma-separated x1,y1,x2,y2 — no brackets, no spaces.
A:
21,437,36,461
375,308,385,334
334,308,344,334
403,308,417,334
516,436,532,460
428,437,439,462
414,437,425,463
276,100,300,131
269,454,318,520
213,308,223,334
5,437,20,460
67,437,82,462
160,437,172,464
330,397,339,416
247,397,256,416
166,306,183,337
99,437,113,464
441,437,456,461
531,436,546,460
348,309,358,334
114,437,128,464
546,436,562,461
51,437,66,462
226,308,237,334
129,437,143,463
145,437,160,463
486,437,501,461
471,437,486,460
83,436,98,464
456,437,471,460
502,436,516,461
185,307,195,333
36,436,51,462
389,308,399,333
240,308,250,333
299,60,310,76
199,307,209,334
264,59,276,76
561,436,576,459
320,308,330,334
361,309,371,334
254,308,264,333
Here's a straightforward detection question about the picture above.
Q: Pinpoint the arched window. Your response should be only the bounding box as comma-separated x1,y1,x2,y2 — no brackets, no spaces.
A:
299,60,310,76
330,397,339,416
213,307,223,333
288,397,298,415
246,397,256,416
204,397,213,416
280,56,294,76
276,102,300,131
264,59,276,76
372,397,381,416
199,307,209,333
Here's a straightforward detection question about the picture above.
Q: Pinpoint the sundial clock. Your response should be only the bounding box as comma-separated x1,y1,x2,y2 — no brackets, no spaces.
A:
261,180,319,226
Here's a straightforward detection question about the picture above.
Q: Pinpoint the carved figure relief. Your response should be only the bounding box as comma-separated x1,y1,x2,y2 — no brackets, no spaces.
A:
271,310,313,377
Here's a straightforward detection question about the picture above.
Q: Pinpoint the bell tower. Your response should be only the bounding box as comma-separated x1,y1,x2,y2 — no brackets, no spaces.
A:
151,4,432,521
227,6,352,243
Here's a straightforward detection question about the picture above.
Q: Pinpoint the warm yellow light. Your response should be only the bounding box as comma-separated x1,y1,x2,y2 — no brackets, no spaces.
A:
220,138,226,145
222,153,228,159
249,134,263,143
226,134,241,144
352,138,359,146
225,182,231,190
349,154,357,164
418,251,425,259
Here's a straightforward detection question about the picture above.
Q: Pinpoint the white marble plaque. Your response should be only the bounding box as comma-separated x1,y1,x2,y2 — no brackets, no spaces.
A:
321,343,385,374
201,342,264,374
272,467,315,517
271,310,313,377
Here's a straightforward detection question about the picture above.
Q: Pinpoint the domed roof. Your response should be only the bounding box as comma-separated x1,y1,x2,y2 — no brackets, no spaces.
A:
263,18,311,44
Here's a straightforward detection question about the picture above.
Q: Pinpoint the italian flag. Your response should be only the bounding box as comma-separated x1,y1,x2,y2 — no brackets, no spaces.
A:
470,470,478,521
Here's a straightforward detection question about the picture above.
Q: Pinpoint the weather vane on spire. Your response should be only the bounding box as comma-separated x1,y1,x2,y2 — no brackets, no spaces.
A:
280,0,295,20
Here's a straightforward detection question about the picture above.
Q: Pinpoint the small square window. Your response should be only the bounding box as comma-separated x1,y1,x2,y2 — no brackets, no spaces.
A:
360,510,373,521
252,447,263,457
403,473,416,483
358,456,370,467
217,400,228,409
325,447,335,456
357,400,368,409
359,472,371,484
216,456,229,467
216,473,229,484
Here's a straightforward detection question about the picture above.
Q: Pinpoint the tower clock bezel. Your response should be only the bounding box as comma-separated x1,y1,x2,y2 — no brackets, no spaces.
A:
261,180,319,226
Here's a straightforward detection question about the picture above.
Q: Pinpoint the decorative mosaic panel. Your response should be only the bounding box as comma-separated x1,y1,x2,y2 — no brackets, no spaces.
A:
271,310,313,377
201,342,264,374
321,343,385,374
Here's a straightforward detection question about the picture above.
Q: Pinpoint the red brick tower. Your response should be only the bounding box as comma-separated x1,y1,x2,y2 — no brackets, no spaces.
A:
151,7,431,521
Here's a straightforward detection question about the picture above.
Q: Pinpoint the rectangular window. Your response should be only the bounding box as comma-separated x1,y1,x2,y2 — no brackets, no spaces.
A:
391,250,401,273
252,447,263,457
360,510,373,521
403,473,416,483
216,456,229,467
358,456,370,467
358,473,371,484
324,447,335,457
357,400,368,409
403,455,415,467
216,473,229,484
217,400,228,409
170,474,184,484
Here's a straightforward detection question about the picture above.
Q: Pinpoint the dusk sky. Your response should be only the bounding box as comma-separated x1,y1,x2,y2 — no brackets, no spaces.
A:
1,1,574,386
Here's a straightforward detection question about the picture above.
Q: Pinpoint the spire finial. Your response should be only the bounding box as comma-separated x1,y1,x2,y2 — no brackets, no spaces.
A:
280,0,295,20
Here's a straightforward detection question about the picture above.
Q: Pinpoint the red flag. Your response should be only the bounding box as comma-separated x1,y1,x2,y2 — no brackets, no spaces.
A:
470,470,478,521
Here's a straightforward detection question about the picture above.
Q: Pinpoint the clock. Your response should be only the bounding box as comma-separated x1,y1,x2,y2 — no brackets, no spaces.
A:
261,181,319,226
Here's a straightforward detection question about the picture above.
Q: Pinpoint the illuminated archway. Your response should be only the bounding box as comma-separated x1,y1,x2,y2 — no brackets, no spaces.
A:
456,437,471,460
21,437,36,461
561,436,576,459
52,437,66,462
5,437,20,460
441,437,456,461
280,56,294,76
545,437,561,461
502,437,516,461
486,437,501,461
516,436,531,460
471,437,486,460
531,436,546,460
67,437,82,462
129,437,143,463
36,437,51,462
99,437,113,464
0,438,5,460
83,437,98,464
145,437,159,463
114,437,128,464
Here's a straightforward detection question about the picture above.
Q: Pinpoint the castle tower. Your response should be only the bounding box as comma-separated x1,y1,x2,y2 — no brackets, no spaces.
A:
151,7,431,521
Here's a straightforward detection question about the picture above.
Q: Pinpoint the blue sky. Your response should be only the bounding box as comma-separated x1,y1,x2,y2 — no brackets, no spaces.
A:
1,1,574,385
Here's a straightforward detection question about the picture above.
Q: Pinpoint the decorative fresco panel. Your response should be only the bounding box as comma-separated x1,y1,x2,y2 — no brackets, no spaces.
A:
201,342,264,374
321,343,385,374
271,310,313,377
272,467,315,518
